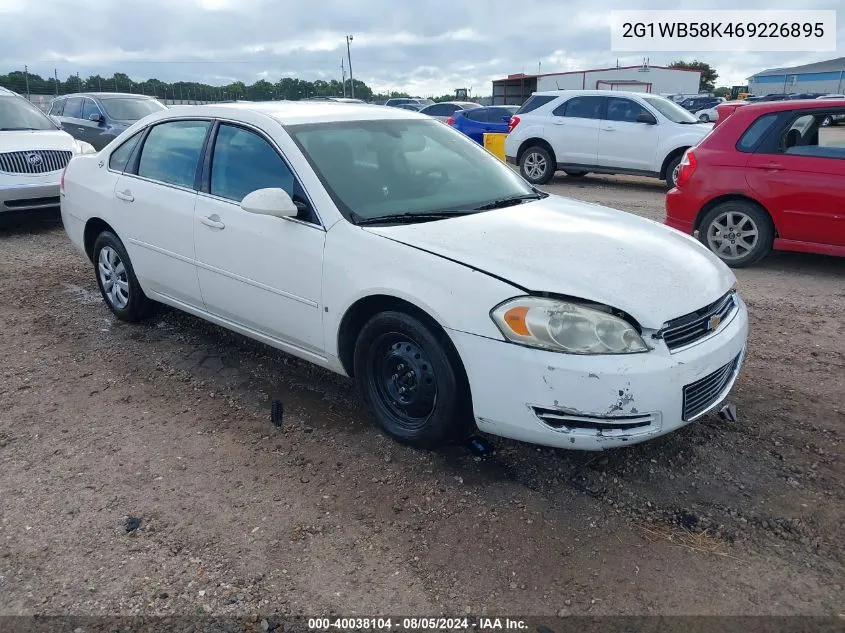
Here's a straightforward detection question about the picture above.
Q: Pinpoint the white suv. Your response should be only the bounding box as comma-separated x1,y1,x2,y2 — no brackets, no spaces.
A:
504,90,713,188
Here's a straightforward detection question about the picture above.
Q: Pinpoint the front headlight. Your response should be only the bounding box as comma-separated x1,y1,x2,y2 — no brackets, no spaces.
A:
490,297,648,355
72,140,97,155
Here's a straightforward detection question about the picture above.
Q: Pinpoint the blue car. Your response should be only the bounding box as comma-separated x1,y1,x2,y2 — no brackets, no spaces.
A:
448,105,518,143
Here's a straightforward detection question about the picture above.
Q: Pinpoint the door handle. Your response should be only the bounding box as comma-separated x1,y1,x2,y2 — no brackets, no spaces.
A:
200,215,225,230
77,127,85,132
552,120,566,125
115,189,134,202
602,126,615,131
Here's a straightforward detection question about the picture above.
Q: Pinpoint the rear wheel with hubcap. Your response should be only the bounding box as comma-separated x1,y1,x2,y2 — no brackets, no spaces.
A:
519,146,554,185
353,311,469,448
698,201,774,267
93,231,153,321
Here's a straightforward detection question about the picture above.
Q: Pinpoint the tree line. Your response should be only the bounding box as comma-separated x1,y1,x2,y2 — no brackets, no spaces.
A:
0,69,430,103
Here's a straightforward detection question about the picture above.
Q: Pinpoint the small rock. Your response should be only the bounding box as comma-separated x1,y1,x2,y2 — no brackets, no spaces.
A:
124,516,142,533
564,599,572,606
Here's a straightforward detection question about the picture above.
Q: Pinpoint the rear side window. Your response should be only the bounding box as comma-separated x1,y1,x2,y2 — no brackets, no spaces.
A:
488,107,514,122
463,109,486,122
515,95,556,114
137,120,210,189
553,96,604,119
63,97,83,119
108,131,144,172
737,114,779,152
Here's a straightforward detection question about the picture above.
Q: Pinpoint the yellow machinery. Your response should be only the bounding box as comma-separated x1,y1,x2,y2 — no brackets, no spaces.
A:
483,132,507,162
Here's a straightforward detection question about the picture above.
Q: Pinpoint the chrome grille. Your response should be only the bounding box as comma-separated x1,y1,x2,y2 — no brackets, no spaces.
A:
662,292,737,352
682,353,741,421
0,150,72,174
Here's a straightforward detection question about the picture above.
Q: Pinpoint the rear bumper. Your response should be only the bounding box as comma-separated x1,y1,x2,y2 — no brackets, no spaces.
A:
506,155,517,166
0,181,61,212
665,188,699,235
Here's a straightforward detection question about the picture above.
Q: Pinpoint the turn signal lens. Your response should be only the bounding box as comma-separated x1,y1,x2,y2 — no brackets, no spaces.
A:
503,306,530,336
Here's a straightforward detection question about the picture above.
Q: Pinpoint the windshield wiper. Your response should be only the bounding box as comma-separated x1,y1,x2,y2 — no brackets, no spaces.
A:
356,210,476,226
472,193,544,211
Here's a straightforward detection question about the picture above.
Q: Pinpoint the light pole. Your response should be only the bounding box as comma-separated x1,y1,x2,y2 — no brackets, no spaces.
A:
346,34,354,98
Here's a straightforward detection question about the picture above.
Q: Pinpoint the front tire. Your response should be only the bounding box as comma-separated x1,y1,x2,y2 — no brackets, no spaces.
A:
698,201,774,268
519,146,555,185
353,311,468,448
698,113,710,122
92,231,153,322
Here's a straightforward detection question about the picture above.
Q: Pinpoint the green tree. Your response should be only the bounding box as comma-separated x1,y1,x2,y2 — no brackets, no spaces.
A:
713,86,730,98
668,60,719,93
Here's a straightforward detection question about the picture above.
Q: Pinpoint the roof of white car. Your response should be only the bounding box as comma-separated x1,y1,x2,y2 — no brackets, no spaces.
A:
165,100,422,125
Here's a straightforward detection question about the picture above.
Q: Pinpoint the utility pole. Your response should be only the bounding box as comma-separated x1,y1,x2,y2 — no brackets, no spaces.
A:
54,69,59,96
24,65,30,100
341,58,347,97
346,35,354,98
77,72,81,92
99,76,102,91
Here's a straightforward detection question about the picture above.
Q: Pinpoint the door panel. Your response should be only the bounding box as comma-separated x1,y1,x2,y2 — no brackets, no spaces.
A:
746,113,845,246
597,97,660,171
113,119,210,306
193,123,325,353
546,96,603,166
746,154,845,246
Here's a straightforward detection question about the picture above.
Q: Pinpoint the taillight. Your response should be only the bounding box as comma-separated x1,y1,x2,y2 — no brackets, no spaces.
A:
675,149,697,188
445,116,455,126
508,116,520,133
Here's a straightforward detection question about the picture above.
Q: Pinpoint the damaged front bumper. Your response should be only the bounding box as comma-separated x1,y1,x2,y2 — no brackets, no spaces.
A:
448,298,748,451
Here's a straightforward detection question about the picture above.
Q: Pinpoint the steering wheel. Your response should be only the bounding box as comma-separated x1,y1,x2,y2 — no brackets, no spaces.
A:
418,166,449,183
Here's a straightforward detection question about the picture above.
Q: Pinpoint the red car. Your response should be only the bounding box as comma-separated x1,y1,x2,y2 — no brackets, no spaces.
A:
665,98,845,266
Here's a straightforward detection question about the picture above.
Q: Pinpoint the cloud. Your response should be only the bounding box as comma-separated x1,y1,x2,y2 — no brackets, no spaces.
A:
1,0,843,96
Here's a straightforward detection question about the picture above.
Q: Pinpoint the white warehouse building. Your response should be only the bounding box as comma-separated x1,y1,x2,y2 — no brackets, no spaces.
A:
491,64,701,105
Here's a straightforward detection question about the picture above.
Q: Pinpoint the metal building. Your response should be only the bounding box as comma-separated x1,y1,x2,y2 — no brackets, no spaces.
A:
491,64,701,105
747,57,845,96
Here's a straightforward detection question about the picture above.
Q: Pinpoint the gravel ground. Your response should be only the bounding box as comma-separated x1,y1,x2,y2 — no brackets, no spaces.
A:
0,176,843,618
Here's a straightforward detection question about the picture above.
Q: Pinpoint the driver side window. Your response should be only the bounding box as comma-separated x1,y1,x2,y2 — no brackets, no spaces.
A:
209,124,318,223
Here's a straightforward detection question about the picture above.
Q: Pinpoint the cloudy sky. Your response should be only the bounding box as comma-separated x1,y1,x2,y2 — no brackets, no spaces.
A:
0,0,842,96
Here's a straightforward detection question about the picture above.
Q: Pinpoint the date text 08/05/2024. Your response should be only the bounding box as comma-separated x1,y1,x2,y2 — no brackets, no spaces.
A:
307,618,528,630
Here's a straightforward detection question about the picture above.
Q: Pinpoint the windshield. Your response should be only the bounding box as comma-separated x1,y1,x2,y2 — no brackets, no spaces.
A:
100,98,166,121
288,119,536,223
641,95,699,123
0,96,58,131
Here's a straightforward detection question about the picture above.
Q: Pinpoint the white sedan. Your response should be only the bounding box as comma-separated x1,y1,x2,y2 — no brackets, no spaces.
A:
60,102,748,451
695,106,719,123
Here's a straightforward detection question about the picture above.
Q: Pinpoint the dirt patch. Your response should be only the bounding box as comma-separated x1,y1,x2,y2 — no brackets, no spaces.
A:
0,185,843,616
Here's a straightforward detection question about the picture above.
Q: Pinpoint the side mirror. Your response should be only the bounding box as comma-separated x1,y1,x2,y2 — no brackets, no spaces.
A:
240,188,298,218
636,112,657,124
89,112,104,123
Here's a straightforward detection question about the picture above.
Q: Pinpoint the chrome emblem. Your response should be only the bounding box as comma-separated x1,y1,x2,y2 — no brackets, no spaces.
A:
707,315,722,331
26,152,43,166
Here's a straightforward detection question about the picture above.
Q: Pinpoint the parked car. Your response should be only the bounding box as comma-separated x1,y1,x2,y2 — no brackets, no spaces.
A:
48,92,166,150
447,105,518,143
304,96,366,103
384,98,432,108
666,98,845,266
418,101,481,122
0,87,95,215
395,104,422,112
505,90,712,187
816,94,845,126
679,96,720,112
60,102,747,451
695,106,719,123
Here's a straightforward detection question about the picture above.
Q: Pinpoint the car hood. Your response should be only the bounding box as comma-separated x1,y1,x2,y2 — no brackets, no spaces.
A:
0,129,76,152
363,196,736,329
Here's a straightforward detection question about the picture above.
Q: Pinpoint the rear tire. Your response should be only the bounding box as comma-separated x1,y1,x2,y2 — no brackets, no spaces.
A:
353,311,469,449
698,113,710,122
519,146,555,185
92,231,154,322
665,155,683,189
698,201,774,268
